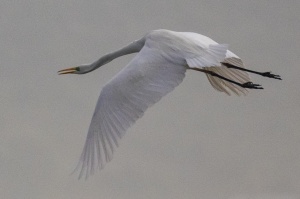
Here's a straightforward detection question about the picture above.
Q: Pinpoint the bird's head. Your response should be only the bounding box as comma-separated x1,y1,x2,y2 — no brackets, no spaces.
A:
58,64,92,75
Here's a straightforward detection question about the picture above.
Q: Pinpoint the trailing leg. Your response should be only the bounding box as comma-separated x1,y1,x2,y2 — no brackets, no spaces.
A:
222,62,282,80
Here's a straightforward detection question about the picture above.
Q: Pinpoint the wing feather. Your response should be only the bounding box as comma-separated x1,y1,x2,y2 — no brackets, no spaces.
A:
187,56,251,96
186,44,229,68
203,64,250,96
76,46,186,179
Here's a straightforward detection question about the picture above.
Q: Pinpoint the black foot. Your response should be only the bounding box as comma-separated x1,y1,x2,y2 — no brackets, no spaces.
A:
260,72,282,80
242,82,263,89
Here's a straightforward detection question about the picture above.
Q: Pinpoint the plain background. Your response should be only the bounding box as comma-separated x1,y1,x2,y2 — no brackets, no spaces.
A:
1,1,299,199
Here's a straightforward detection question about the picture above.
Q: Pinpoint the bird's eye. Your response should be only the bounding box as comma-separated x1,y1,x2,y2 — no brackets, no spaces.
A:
76,67,80,71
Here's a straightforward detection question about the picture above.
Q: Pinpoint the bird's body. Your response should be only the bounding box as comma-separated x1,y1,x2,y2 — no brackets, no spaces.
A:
58,29,281,179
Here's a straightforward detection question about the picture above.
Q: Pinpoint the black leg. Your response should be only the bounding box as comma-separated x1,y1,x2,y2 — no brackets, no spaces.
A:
188,67,263,89
222,62,282,80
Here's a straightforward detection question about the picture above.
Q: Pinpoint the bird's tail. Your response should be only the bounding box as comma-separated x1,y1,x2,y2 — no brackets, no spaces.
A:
203,64,251,96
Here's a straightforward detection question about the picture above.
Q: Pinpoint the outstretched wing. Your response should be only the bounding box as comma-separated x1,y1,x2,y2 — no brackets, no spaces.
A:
76,46,186,179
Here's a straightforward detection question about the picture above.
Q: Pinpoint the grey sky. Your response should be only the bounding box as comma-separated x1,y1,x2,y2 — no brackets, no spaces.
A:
1,1,300,199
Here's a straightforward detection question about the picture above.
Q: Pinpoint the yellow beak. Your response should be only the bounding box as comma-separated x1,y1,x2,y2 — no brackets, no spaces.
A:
57,67,77,75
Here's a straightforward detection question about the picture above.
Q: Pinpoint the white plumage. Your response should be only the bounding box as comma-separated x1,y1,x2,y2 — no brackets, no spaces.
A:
58,29,280,179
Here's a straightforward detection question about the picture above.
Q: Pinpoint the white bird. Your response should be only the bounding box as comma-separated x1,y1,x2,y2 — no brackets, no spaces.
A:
58,29,281,179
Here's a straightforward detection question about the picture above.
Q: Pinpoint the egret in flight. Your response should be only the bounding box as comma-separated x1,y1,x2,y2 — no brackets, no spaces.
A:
58,29,281,179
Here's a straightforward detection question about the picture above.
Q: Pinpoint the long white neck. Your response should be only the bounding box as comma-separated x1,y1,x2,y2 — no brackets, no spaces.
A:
86,37,146,73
